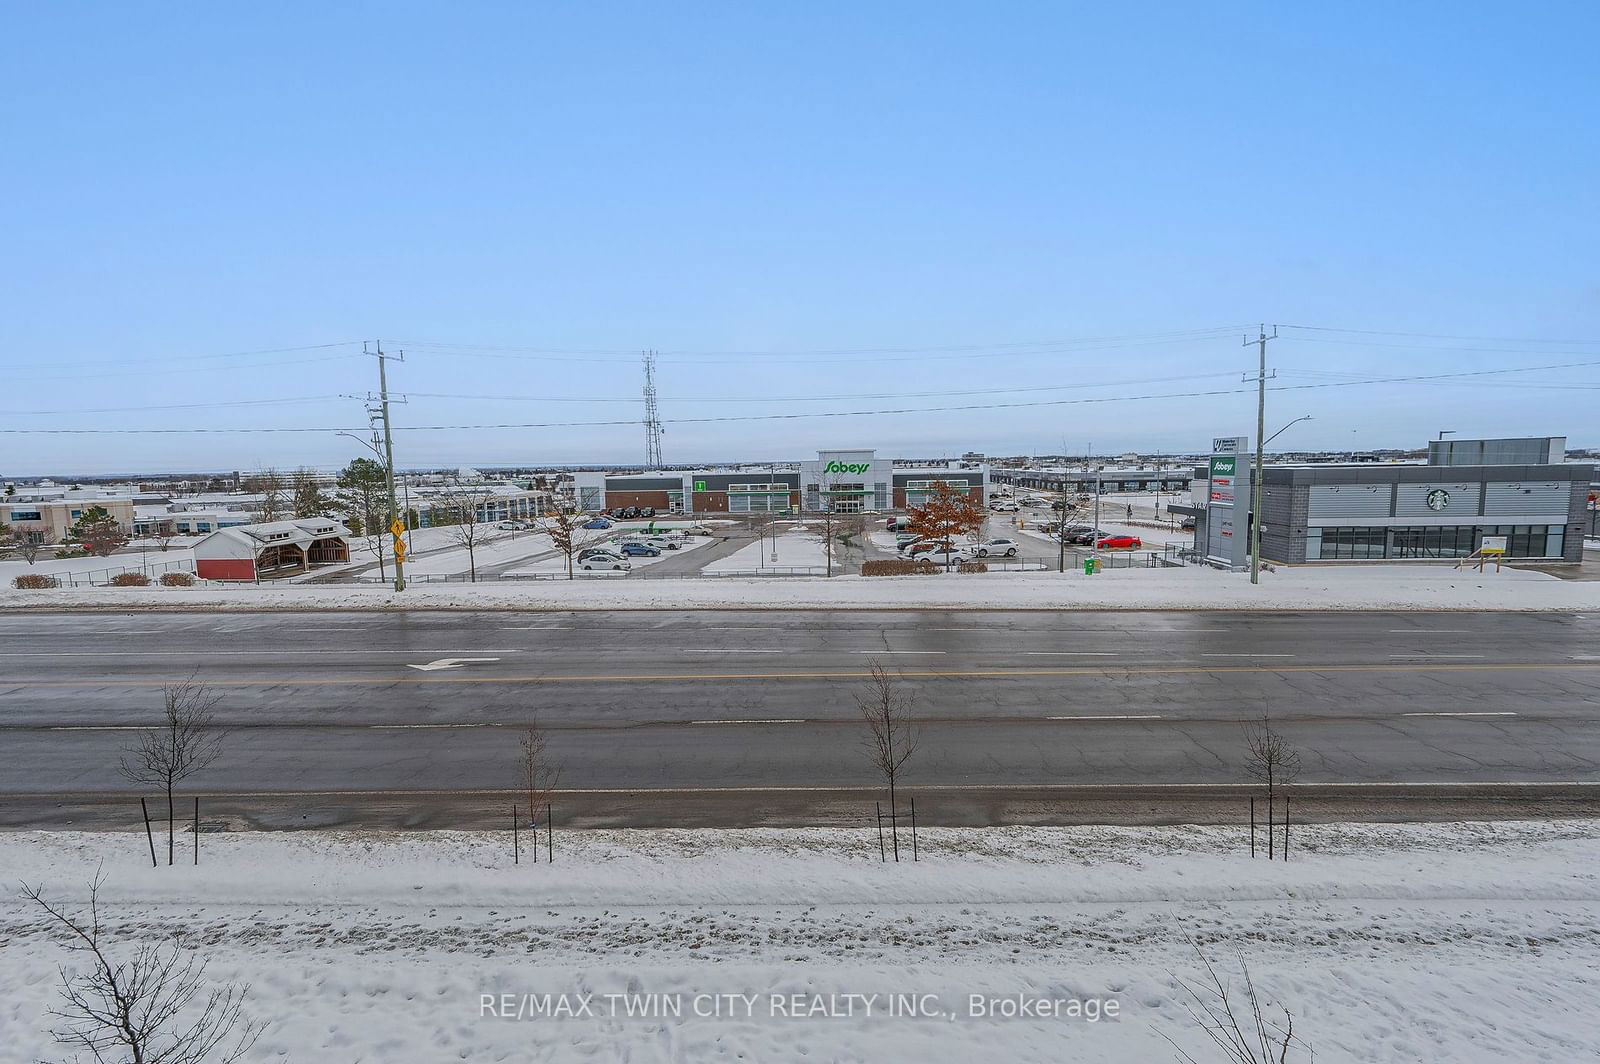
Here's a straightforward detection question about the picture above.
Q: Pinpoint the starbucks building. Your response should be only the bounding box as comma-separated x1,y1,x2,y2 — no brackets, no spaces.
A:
1180,435,1592,565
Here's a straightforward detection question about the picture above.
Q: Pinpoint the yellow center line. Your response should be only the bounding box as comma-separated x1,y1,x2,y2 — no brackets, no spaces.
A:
2,661,1598,687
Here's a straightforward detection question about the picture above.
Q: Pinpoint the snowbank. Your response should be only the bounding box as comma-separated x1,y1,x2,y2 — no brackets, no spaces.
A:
2,821,1596,1062
3,561,1597,611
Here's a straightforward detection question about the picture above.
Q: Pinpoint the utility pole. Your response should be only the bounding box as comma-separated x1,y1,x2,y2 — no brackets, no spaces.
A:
1244,324,1278,585
367,341,406,592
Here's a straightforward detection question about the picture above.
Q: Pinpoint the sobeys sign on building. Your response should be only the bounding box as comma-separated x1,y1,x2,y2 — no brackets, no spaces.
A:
824,461,871,475
1209,455,1237,478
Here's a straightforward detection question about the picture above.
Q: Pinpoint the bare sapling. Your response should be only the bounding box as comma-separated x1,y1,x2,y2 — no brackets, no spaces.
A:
120,677,225,866
856,660,919,861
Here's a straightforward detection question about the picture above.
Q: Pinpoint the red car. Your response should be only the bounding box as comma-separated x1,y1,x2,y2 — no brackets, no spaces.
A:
1096,535,1142,550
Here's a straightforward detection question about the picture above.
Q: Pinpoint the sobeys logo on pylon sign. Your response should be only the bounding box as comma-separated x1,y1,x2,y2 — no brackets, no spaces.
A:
824,461,871,475
1209,456,1236,477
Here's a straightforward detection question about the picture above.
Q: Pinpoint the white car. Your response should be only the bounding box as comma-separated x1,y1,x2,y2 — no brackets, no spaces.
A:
496,520,530,530
917,546,968,567
968,538,1020,558
580,555,631,571
989,501,1020,513
643,536,681,550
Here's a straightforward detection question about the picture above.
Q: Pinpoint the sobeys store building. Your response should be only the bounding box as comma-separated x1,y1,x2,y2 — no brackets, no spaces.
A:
574,449,987,515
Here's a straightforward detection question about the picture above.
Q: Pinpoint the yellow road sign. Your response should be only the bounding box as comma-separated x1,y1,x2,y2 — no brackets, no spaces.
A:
389,519,406,537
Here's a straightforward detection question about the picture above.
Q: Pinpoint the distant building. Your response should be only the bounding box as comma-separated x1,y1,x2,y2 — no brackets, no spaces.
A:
574,449,987,514
4,496,135,545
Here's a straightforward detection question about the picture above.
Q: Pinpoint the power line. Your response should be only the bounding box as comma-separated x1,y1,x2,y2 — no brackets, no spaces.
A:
403,371,1245,405
8,352,363,384
0,396,350,416
1279,324,1600,345
12,356,1600,435
6,341,366,373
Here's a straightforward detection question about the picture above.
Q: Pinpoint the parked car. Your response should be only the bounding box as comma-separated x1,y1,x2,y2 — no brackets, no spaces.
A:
919,546,967,567
582,518,612,530
681,525,715,537
640,506,656,518
577,546,622,562
1067,527,1104,545
1096,534,1142,550
900,540,940,557
968,538,1020,558
580,555,631,571
990,501,1020,513
496,520,530,530
894,532,921,548
620,542,660,557
643,536,680,551
1180,518,1196,531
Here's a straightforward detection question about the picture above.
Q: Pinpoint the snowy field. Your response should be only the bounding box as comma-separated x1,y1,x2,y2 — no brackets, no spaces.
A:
2,820,1597,1062
0,547,197,581
5,561,1597,611
703,531,831,572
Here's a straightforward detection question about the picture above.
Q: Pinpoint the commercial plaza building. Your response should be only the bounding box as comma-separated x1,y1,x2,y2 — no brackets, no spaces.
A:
1178,436,1592,564
574,449,986,515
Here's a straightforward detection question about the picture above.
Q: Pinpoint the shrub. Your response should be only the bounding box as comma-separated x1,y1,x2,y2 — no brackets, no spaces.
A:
13,574,59,589
108,572,151,586
159,571,196,587
861,559,940,577
957,560,989,574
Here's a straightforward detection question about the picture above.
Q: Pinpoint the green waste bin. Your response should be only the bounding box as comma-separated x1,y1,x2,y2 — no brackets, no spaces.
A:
1084,556,1097,575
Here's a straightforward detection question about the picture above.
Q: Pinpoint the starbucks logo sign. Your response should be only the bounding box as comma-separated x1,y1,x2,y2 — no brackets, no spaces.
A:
1426,489,1450,511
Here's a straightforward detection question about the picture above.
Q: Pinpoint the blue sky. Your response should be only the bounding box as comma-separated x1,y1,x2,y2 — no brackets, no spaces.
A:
4,2,1598,474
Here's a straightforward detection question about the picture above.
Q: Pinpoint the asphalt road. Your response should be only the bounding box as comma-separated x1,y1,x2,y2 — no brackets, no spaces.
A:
4,608,1600,824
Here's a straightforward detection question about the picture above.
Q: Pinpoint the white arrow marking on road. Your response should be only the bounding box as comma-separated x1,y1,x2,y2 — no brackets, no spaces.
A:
406,657,503,672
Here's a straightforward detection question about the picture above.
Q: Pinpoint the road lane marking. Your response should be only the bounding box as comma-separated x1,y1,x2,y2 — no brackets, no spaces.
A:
1046,714,1162,721
47,725,149,731
1026,652,1118,656
498,626,573,630
1386,629,1472,634
369,723,501,729
855,650,946,655
1402,711,1517,717
0,650,526,657
406,657,503,672
10,662,1599,687
1202,653,1295,658
1388,654,1485,659
681,649,786,654
688,719,806,725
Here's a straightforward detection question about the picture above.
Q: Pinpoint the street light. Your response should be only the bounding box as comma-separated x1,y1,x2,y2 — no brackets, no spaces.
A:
1264,415,1314,448
1249,415,1312,583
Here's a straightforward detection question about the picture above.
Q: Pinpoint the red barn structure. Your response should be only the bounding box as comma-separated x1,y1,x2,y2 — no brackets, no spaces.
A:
192,518,352,582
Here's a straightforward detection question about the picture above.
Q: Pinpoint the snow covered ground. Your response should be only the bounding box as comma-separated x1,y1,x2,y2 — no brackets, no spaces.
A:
704,531,831,572
0,547,197,582
400,530,556,577
2,820,1596,1062
6,560,1597,611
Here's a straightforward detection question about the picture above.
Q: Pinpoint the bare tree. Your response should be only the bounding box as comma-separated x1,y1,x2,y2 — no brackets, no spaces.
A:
832,514,869,571
435,479,500,581
16,528,48,565
518,718,564,826
1162,942,1313,1063
246,469,286,523
808,508,842,575
290,467,333,518
538,509,601,580
856,660,919,861
21,873,264,1063
120,679,225,866
1243,712,1301,860
152,521,180,553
